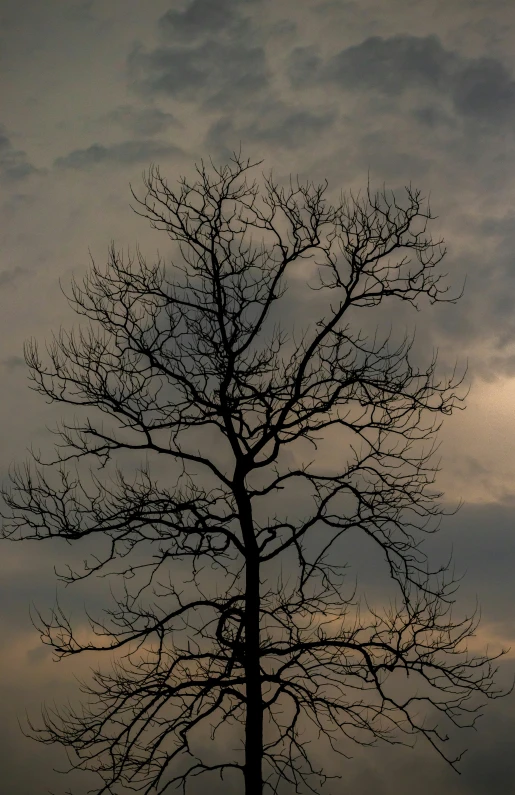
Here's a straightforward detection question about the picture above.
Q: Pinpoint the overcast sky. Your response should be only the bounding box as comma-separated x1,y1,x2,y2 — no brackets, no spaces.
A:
2,0,515,793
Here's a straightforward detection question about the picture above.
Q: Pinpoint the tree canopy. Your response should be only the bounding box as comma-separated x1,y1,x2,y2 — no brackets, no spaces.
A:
1,153,506,795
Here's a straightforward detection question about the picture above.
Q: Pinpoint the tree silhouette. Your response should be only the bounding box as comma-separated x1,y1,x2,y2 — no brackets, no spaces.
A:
1,153,506,795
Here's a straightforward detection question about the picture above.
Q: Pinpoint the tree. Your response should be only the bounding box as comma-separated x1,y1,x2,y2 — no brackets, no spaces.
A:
1,152,506,795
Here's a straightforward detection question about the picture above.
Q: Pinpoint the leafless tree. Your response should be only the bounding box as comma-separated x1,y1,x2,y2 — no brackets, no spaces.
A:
1,152,506,795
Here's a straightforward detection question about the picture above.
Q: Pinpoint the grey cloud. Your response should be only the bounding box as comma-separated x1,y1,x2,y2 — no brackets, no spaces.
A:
488,353,515,378
105,105,179,136
287,45,324,89
449,211,515,363
54,139,183,170
64,0,95,22
0,535,129,642
411,104,455,128
421,500,515,630
354,702,515,795
0,126,39,181
451,703,515,795
0,697,63,795
290,34,515,128
453,56,515,123
2,355,25,371
315,0,363,13
324,34,455,95
287,35,455,93
128,0,268,110
0,266,26,287
26,644,50,665
3,3,515,793
130,39,269,109
270,18,297,37
158,0,244,41
205,103,338,158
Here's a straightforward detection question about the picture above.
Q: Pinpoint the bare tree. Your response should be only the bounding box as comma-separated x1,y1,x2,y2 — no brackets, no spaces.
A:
1,153,506,795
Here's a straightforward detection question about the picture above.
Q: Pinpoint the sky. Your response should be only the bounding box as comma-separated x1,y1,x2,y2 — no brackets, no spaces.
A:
2,0,515,792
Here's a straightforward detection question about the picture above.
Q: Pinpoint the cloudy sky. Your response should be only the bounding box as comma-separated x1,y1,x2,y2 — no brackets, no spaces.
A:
2,0,515,792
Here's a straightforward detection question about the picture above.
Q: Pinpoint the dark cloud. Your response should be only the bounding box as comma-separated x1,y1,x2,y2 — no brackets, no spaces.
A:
345,700,515,795
2,355,25,371
54,139,183,169
0,266,26,287
270,18,297,37
314,0,363,13
129,39,269,110
0,125,39,181
323,34,456,95
462,709,515,794
64,0,95,22
1,3,515,792
128,0,268,110
416,499,515,635
204,102,338,158
287,45,324,89
452,56,515,123
158,0,245,41
441,211,515,366
287,35,455,93
411,104,455,128
289,34,515,128
104,105,180,136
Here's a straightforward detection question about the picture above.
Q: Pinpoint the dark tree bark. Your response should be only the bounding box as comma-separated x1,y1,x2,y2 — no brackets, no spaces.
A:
1,152,507,795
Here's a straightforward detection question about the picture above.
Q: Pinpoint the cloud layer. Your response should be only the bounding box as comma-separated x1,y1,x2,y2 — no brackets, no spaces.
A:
1,1,515,793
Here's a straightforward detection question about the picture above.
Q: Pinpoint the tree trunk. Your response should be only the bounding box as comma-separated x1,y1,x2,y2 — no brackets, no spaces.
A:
236,482,263,795
244,550,263,795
